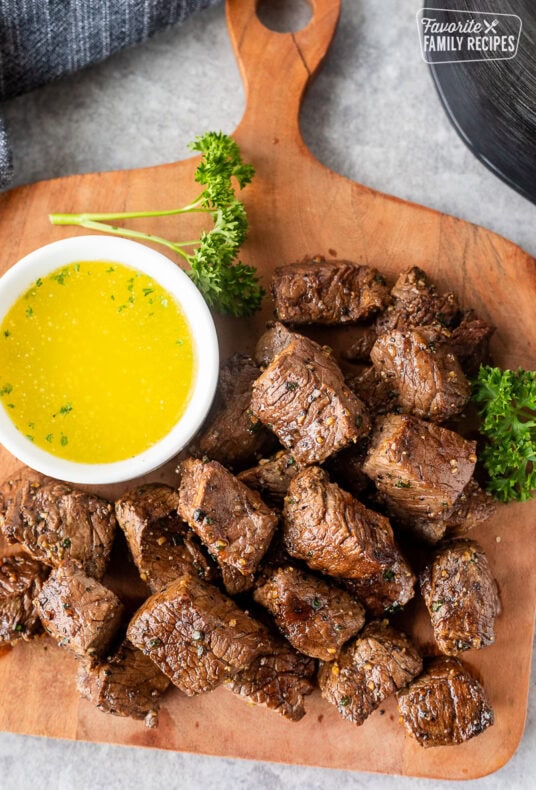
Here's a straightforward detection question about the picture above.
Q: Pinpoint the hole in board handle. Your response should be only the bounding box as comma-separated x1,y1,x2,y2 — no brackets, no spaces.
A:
256,0,313,33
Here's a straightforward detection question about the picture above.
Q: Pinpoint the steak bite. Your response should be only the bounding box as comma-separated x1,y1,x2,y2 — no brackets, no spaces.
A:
177,459,278,592
0,476,116,580
251,334,370,465
447,310,495,375
196,354,274,468
370,327,470,422
238,451,301,506
127,574,271,696
409,480,496,544
115,484,216,593
283,467,396,578
0,554,48,644
376,266,459,334
77,640,170,728
362,415,477,520
318,621,422,726
35,562,124,659
342,550,416,616
272,256,390,325
228,634,316,721
420,539,500,655
255,322,294,368
397,656,494,747
254,565,365,660
346,366,399,417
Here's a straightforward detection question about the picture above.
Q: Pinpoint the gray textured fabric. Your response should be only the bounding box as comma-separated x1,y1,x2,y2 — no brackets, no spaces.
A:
0,0,220,189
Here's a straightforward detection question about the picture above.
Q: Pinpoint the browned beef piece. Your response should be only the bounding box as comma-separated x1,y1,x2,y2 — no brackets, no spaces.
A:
254,565,365,660
196,354,274,468
341,326,378,362
324,445,370,499
447,310,495,375
346,366,399,417
272,256,390,325
251,335,370,465
283,467,396,578
420,539,500,655
318,621,422,726
227,634,316,721
127,574,271,696
0,554,48,644
408,480,496,544
237,451,300,506
115,484,216,593
177,459,278,593
397,656,494,747
255,322,294,368
77,640,170,728
371,328,470,422
0,476,116,580
362,415,477,520
35,562,124,658
342,550,416,616
376,267,459,334
444,480,496,536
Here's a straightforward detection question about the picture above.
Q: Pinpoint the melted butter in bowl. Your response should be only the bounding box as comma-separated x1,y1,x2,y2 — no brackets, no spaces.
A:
0,236,219,484
0,261,196,464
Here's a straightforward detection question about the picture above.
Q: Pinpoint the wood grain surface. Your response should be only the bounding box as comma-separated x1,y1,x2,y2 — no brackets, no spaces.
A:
0,0,535,779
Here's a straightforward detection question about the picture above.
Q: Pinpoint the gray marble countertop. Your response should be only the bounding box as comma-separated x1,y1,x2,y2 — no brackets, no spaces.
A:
1,1,535,788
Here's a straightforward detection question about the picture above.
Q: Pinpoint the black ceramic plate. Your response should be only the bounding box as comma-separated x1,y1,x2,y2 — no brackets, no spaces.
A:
423,0,536,205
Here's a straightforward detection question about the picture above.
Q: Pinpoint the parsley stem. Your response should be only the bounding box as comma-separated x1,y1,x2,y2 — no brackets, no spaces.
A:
60,218,191,262
49,204,210,225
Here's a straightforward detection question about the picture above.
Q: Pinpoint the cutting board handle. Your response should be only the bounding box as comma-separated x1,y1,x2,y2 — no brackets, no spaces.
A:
226,0,341,148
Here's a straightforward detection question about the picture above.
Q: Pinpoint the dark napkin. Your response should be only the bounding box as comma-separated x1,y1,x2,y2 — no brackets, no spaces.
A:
0,0,220,189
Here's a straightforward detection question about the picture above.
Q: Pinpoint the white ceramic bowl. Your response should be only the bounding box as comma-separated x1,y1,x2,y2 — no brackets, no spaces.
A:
0,236,219,484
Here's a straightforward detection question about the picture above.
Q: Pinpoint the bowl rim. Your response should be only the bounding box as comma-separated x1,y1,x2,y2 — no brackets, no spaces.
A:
0,235,219,484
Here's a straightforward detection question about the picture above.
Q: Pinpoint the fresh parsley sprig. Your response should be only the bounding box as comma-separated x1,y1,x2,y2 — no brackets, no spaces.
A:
472,365,536,503
49,132,264,317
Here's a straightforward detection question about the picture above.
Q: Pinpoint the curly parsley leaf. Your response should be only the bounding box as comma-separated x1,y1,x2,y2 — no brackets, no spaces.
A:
49,131,263,318
472,365,536,503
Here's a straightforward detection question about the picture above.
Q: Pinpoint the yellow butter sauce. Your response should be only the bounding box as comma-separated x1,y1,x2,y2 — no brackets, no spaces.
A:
0,261,195,463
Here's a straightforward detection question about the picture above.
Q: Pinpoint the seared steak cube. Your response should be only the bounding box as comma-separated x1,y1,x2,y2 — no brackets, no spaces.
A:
363,415,477,519
409,480,496,544
77,640,170,728
228,634,316,721
251,334,370,465
254,565,365,660
370,328,470,422
255,322,294,368
444,480,496,537
318,621,422,726
178,459,278,592
35,562,124,658
376,267,459,334
0,476,116,580
447,310,494,375
346,366,399,417
342,550,416,616
397,656,494,747
0,553,48,644
238,451,301,505
420,539,500,655
272,256,390,325
127,574,271,696
324,445,371,499
115,484,216,593
196,354,274,468
283,467,396,578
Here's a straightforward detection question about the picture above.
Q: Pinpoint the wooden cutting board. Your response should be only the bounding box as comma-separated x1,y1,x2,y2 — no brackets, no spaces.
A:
0,0,535,779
